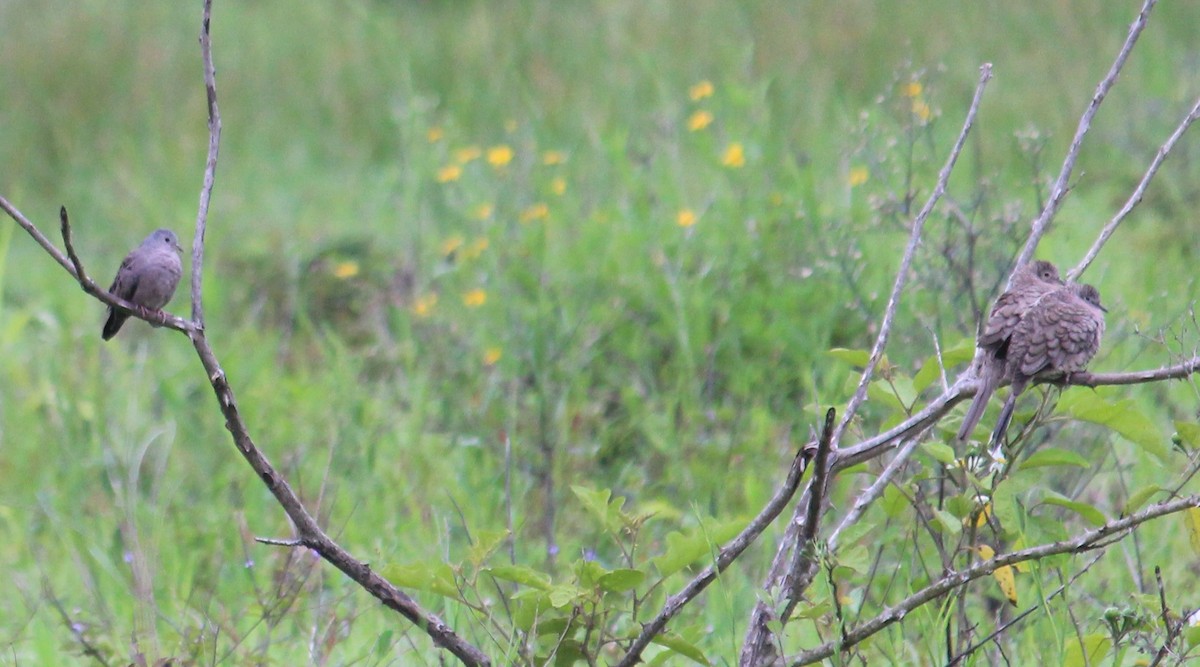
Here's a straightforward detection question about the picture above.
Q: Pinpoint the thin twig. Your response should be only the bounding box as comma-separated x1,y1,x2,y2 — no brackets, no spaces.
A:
614,430,818,667
828,428,927,551
947,552,1105,665
786,408,838,602
789,494,1200,665
42,578,114,667
830,63,993,451
1013,0,1158,272
192,0,221,328
1070,95,1200,280
59,206,87,282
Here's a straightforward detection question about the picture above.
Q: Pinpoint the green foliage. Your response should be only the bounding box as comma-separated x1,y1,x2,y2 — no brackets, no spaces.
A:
2,0,1200,664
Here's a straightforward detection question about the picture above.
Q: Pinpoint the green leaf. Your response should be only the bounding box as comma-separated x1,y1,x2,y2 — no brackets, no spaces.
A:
1174,421,1200,449
1042,494,1107,527
826,347,872,367
467,529,509,568
1059,393,1168,462
651,517,745,577
933,509,962,535
1062,633,1111,667
1018,448,1090,470
599,568,645,593
920,441,956,465
833,544,869,576
650,631,711,665
511,592,552,631
548,584,585,608
571,485,625,532
574,559,607,588
1122,485,1162,516
913,340,975,392
486,564,552,590
380,561,460,599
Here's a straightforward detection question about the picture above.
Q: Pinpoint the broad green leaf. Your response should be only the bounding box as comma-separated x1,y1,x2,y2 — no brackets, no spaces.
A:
793,595,833,620
1042,494,1107,527
651,517,745,577
571,485,624,532
826,347,872,367
548,584,584,608
933,509,962,535
574,559,607,588
920,441,956,465
833,544,869,576
1122,484,1162,516
1059,393,1168,462
468,529,509,568
486,564,552,590
1174,421,1200,449
1018,448,1090,470
913,340,975,393
650,631,711,666
599,568,645,593
1062,634,1111,667
1185,508,1200,556
380,561,460,599
511,592,552,631
881,484,907,519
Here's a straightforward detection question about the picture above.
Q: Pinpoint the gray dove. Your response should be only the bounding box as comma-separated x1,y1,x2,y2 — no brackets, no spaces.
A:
990,282,1106,446
957,260,1063,442
101,228,184,340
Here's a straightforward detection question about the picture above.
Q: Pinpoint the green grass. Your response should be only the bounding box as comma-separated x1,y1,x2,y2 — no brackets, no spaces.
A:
2,0,1200,664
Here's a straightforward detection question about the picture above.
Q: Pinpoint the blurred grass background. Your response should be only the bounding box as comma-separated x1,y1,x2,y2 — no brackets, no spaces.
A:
2,0,1199,663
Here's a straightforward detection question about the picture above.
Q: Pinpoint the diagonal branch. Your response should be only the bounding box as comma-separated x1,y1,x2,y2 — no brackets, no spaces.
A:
1013,0,1158,272
614,421,820,667
789,494,1200,665
1070,94,1200,281
830,63,993,450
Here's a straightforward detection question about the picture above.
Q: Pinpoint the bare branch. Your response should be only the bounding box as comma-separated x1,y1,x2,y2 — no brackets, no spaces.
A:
831,63,992,450
1071,100,1200,279
789,494,1200,665
614,424,819,667
192,0,221,327
1014,0,1158,271
785,408,837,602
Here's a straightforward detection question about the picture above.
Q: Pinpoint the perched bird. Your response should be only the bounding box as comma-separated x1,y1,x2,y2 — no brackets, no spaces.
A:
990,282,1106,446
101,228,184,340
957,260,1064,442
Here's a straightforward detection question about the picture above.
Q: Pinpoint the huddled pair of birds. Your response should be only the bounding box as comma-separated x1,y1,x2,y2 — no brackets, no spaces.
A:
101,228,184,340
957,260,1106,446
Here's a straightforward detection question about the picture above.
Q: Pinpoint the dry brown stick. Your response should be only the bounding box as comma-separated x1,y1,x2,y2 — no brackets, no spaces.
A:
788,494,1200,666
1071,95,1200,281
1013,0,1158,272
613,422,820,667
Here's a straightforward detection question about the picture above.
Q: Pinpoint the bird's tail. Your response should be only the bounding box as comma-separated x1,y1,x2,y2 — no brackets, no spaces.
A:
989,393,1019,449
957,363,1000,443
102,310,127,340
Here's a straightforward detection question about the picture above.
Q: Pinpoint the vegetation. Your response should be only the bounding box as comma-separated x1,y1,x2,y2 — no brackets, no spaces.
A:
1,0,1199,664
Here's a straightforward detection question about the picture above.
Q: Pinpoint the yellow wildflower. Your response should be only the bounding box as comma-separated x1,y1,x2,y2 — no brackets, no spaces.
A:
465,237,489,259
472,203,494,220
331,261,360,279
440,235,465,257
453,146,482,164
487,145,514,167
520,203,549,223
912,99,932,123
542,150,567,165
848,166,869,187
676,209,697,228
463,289,487,307
721,142,745,168
902,81,923,98
436,164,462,183
427,126,444,143
483,346,502,366
412,294,438,317
550,177,566,196
689,80,714,101
687,110,713,131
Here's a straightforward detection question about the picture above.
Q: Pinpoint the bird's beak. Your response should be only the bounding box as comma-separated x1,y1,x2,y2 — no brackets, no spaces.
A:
175,241,184,253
